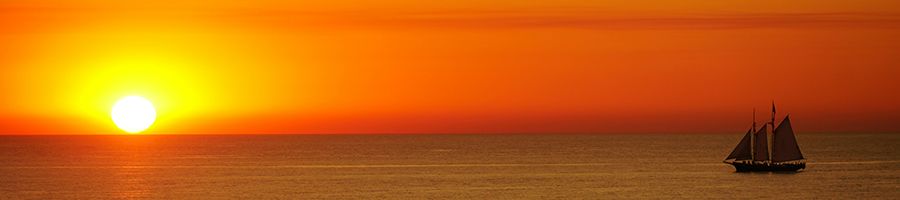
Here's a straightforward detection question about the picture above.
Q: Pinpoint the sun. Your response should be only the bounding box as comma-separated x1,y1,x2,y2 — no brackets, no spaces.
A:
111,96,157,134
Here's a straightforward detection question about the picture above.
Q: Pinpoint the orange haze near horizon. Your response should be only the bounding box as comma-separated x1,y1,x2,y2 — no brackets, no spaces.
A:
1,0,899,134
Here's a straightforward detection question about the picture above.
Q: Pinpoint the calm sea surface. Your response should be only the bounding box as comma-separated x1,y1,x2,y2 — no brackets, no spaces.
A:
0,133,897,199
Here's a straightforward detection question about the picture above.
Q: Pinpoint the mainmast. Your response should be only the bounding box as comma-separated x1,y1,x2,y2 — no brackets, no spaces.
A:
771,101,776,127
750,108,756,160
768,101,776,162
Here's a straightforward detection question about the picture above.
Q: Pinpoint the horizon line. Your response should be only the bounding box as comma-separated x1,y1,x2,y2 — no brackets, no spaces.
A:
1,131,897,136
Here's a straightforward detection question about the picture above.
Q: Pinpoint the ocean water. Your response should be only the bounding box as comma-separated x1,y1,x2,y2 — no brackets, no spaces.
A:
0,133,897,199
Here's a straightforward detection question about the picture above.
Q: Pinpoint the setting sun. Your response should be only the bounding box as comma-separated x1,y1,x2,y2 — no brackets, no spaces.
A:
111,96,157,133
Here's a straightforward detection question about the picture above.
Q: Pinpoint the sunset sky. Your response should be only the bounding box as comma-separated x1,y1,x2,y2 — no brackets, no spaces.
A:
1,0,899,134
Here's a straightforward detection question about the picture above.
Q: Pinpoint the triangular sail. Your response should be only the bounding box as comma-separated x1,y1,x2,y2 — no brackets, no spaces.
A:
753,125,769,161
725,128,753,160
772,115,804,162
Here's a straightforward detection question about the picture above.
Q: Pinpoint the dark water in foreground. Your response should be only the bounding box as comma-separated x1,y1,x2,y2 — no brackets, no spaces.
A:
0,133,897,199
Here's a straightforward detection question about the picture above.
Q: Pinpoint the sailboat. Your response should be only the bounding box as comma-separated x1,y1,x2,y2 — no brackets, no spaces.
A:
723,103,805,172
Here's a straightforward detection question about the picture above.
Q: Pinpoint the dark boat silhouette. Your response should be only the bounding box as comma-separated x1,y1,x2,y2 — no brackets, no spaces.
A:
723,103,805,172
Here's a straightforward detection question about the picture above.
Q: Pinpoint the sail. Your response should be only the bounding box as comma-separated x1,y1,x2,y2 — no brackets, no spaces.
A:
753,125,769,161
725,128,753,160
772,116,804,162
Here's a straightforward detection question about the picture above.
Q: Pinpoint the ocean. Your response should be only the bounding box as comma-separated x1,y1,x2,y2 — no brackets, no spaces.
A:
0,133,897,199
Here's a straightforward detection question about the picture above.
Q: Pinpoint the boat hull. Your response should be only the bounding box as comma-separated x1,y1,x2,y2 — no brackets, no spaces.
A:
728,161,805,172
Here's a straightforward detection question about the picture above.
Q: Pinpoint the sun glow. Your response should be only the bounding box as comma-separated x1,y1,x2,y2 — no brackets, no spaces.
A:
111,96,157,134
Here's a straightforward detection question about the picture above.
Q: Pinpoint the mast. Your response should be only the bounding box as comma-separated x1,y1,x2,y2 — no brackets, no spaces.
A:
771,101,776,126
768,101,776,162
750,108,756,160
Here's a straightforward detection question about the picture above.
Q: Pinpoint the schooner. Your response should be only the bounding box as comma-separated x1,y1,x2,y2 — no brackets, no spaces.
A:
724,103,805,171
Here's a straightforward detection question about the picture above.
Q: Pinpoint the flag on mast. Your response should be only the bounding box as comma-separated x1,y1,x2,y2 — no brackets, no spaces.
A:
771,101,776,125
772,102,776,114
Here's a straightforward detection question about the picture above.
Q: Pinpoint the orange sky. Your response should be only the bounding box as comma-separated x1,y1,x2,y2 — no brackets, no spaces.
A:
1,0,899,134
